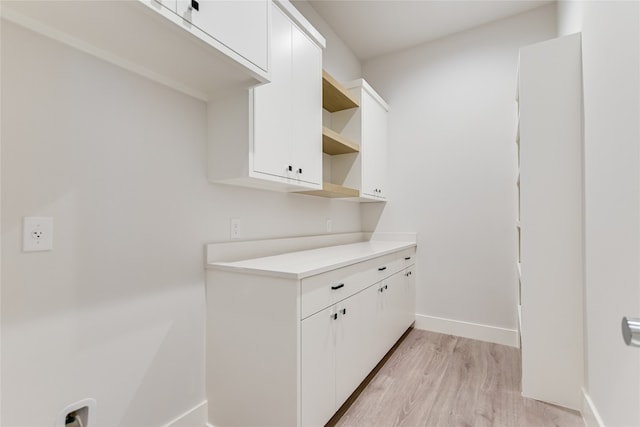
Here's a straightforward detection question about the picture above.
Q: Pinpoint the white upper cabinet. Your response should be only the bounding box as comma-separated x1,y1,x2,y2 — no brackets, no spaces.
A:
360,86,388,200
290,19,323,185
208,0,324,192
318,79,389,201
0,0,269,100
176,0,268,72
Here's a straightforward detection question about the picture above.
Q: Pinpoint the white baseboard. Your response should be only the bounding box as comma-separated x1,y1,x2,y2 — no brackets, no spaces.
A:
163,401,208,427
414,314,519,347
582,389,605,427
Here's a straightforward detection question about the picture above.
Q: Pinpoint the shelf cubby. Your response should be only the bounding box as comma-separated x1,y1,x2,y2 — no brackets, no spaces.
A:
322,70,359,112
298,182,360,198
322,126,360,155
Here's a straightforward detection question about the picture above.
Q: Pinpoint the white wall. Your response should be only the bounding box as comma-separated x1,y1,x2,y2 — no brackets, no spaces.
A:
293,0,362,81
360,5,557,345
0,18,361,427
558,2,640,426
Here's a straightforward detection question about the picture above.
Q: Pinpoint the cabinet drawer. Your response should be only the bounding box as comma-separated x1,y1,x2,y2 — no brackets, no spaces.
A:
300,247,416,319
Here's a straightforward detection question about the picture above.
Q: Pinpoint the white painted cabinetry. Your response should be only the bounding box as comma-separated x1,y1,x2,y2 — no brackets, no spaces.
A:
175,0,269,72
518,33,583,410
359,85,388,200
206,240,417,427
208,1,324,191
320,79,390,201
1,0,270,100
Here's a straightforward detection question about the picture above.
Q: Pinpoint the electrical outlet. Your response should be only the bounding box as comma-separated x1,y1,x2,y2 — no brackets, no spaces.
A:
23,216,53,252
230,218,241,239
326,218,332,233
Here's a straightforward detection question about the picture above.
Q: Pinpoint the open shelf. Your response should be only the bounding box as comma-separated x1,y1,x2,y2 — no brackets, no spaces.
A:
322,70,359,112
298,182,359,198
322,126,360,155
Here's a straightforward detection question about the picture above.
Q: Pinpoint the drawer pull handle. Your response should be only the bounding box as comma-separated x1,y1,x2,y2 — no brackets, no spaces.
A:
379,287,384,293
378,267,387,271
331,283,344,290
404,257,411,260
342,308,346,315
332,313,338,320
189,0,199,11
384,284,388,290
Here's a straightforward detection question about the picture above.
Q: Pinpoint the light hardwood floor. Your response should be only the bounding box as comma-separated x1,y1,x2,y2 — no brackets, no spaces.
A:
329,329,584,427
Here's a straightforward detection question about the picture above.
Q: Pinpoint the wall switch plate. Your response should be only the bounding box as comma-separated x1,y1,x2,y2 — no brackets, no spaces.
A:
230,218,241,239
23,216,53,252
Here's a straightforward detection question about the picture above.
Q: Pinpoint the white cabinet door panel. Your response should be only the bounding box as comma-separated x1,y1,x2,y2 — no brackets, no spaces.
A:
177,0,268,71
361,92,388,199
403,266,416,328
301,305,336,427
291,27,322,186
252,6,292,179
335,288,374,407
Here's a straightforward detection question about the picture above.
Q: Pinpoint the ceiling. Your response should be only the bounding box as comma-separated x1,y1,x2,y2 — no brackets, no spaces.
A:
305,0,554,61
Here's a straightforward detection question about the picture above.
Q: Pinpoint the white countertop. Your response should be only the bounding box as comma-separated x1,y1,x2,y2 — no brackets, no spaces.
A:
207,240,416,279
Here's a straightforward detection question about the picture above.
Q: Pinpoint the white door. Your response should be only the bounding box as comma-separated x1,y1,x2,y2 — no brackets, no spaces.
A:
579,2,640,426
301,306,336,427
252,5,292,179
361,92,388,199
291,25,322,186
335,287,374,407
176,0,268,70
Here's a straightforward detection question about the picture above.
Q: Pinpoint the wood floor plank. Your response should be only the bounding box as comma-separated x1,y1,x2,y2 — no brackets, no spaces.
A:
332,329,584,427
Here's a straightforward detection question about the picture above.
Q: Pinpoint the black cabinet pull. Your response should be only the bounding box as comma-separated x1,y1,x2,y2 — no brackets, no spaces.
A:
298,168,303,174
288,165,293,172
378,266,387,271
379,287,384,293
332,313,338,320
384,284,388,290
404,256,411,260
190,0,199,11
342,308,346,315
331,283,344,290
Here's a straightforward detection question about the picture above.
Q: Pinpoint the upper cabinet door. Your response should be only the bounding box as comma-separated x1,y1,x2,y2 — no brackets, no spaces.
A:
252,5,294,179
291,25,322,186
361,91,388,200
177,0,269,72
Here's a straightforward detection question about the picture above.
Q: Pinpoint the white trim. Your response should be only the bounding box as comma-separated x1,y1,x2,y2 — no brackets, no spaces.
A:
582,389,605,427
162,401,208,427
414,314,519,347
273,0,326,48
344,79,390,111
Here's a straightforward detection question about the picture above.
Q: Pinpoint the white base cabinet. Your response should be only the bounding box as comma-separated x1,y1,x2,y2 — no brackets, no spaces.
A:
206,242,416,427
301,264,416,426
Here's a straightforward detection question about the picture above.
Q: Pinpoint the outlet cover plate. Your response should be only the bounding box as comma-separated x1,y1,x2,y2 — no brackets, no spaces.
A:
23,216,53,252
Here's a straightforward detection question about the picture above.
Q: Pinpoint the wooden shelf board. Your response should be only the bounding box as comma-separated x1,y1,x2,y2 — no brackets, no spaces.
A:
298,182,360,198
322,126,360,155
322,70,359,112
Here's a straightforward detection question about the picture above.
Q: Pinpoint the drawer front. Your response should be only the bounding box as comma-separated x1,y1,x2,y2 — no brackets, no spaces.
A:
301,247,416,319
